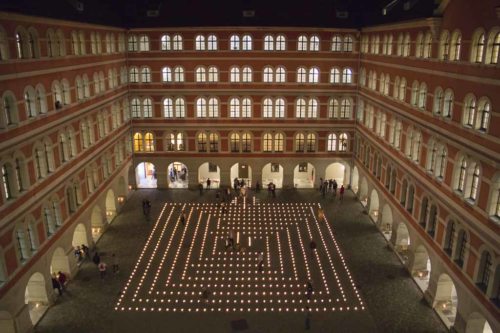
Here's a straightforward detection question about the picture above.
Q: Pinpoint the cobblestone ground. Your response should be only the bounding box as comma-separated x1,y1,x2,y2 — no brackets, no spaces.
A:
35,189,448,333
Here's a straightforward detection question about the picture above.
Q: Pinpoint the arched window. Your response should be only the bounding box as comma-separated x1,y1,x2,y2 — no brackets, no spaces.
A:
274,133,284,152
230,35,240,50
399,78,406,101
264,35,274,51
128,35,138,51
471,31,485,63
275,98,285,118
275,66,286,83
308,99,318,118
208,66,219,82
230,133,240,152
403,33,411,56
488,174,500,219
423,32,432,58
295,133,305,152
276,35,286,50
469,164,481,201
310,35,320,51
229,98,240,118
0,26,9,60
397,34,404,56
242,66,252,82
208,97,219,117
242,35,252,50
173,35,183,50
141,67,151,83
207,35,217,50
144,132,154,151
476,98,491,132
263,98,273,118
444,221,456,255
263,66,274,83
450,30,461,61
139,35,149,51
486,30,500,65
297,67,307,83
1,163,15,200
143,98,152,118
418,82,427,109
230,67,240,82
339,133,348,152
209,133,219,152
295,98,306,118
241,132,251,152
174,66,184,82
455,230,468,268
197,132,207,152
129,67,139,83
443,89,454,118
330,68,340,83
308,67,319,83
196,67,207,82
306,133,316,152
331,36,342,51
131,98,141,117
196,97,207,117
439,30,450,60
456,157,467,192
463,95,477,127
476,251,493,293
297,35,307,51
24,86,37,118
342,68,352,83
133,132,143,151
162,67,172,82
415,32,424,57
242,97,252,118
435,145,447,179
327,133,337,152
175,97,186,118
160,34,171,50
263,133,273,152
340,98,352,119
328,98,339,118
195,35,205,50
411,81,419,106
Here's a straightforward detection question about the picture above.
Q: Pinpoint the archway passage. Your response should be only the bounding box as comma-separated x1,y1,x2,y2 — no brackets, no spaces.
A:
72,223,88,247
434,273,458,329
395,222,410,265
198,162,220,189
352,166,359,193
91,205,104,242
105,189,116,222
0,311,16,333
50,247,70,276
230,163,252,188
369,189,380,222
262,163,283,189
324,162,348,186
381,204,393,241
135,162,157,188
167,162,188,188
466,312,493,333
293,162,315,188
25,272,49,326
412,245,431,292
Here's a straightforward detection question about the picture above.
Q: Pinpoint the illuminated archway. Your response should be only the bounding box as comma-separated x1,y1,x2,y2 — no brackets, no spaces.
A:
167,161,188,188
198,162,221,189
262,163,283,189
25,272,49,325
293,162,315,188
135,162,157,188
230,163,252,188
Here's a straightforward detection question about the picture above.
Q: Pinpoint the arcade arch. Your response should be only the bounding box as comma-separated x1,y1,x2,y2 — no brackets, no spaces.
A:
434,273,458,329
91,205,104,241
105,189,116,222
395,222,410,264
369,189,380,222
324,162,349,186
230,163,252,187
25,272,49,325
167,161,188,188
465,312,493,333
198,162,220,189
49,247,70,276
412,245,431,292
135,162,157,188
380,204,393,241
293,162,315,188
71,223,88,248
262,163,283,188
352,166,359,193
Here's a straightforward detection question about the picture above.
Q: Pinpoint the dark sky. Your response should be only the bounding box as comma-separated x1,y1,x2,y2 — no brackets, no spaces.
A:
0,0,436,28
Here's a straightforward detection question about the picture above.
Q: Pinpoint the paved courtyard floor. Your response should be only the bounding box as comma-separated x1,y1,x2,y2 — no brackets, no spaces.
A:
35,189,448,333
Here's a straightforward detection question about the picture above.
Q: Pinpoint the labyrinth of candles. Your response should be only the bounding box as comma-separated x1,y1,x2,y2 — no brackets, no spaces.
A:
115,197,365,313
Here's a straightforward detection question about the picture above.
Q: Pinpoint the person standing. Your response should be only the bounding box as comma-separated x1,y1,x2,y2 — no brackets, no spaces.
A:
258,252,264,272
305,306,311,330
339,185,345,201
111,253,119,273
57,271,67,292
332,179,338,196
93,252,101,266
206,178,211,190
306,281,313,300
52,274,62,295
98,261,107,279
180,210,186,226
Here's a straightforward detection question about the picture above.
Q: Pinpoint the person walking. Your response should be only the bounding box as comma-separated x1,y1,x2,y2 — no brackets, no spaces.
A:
257,252,264,272
98,261,107,279
57,271,67,292
339,185,345,201
180,210,186,226
317,208,325,223
52,274,62,295
92,252,101,266
306,281,313,300
332,179,338,196
305,306,311,330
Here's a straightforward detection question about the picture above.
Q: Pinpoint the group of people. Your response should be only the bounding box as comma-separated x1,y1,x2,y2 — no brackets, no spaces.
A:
74,244,90,262
169,167,187,182
51,271,67,295
92,252,119,279
267,182,277,197
319,178,345,200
